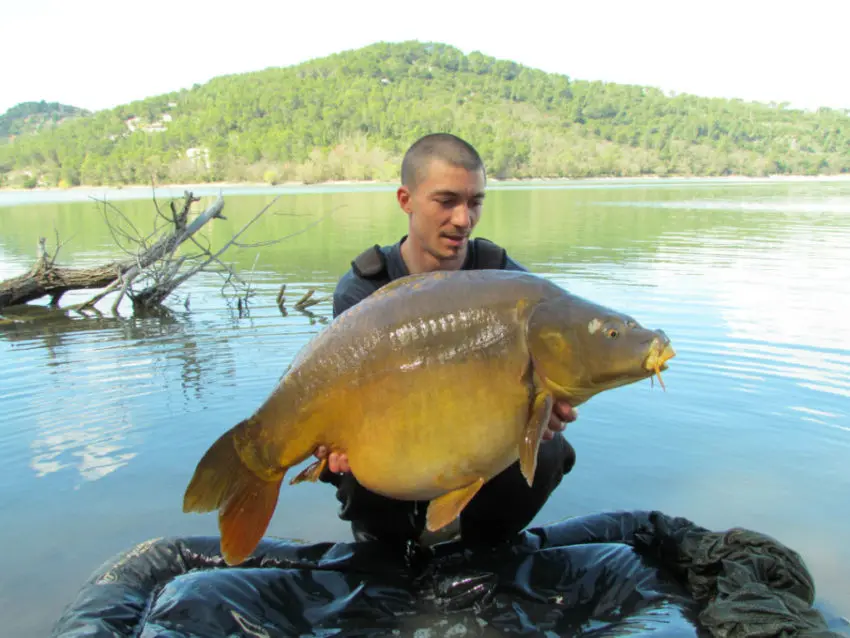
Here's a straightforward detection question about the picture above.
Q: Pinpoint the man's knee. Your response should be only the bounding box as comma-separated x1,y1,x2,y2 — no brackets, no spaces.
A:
520,432,575,500
547,432,576,477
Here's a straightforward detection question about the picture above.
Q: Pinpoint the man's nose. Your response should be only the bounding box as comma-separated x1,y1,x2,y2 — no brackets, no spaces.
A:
450,204,472,229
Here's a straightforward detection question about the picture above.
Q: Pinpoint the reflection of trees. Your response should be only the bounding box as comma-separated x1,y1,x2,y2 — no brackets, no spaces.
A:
174,311,239,402
490,184,850,284
4,182,848,288
1,304,241,483
0,304,237,404
30,413,138,483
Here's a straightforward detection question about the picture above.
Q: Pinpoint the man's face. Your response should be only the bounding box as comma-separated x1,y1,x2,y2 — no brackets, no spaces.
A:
398,159,485,263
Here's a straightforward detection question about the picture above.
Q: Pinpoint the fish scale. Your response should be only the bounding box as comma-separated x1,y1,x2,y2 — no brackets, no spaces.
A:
183,269,675,566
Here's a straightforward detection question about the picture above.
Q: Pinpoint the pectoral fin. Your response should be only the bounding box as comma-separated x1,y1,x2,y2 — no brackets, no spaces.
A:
519,388,554,487
426,478,485,532
289,458,327,485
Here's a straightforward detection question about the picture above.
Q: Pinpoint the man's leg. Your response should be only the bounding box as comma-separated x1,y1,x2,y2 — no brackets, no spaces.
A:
324,433,576,546
457,433,576,544
332,472,427,545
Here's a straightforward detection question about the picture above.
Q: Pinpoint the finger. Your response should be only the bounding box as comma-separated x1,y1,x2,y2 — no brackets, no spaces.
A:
314,445,328,460
554,402,578,423
328,451,352,474
548,413,566,432
328,451,341,473
541,429,554,441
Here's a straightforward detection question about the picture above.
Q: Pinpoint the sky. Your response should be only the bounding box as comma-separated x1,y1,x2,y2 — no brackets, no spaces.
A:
2,0,848,116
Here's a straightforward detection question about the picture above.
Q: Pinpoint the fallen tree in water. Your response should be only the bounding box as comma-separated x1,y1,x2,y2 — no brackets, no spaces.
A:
0,190,320,316
0,191,226,312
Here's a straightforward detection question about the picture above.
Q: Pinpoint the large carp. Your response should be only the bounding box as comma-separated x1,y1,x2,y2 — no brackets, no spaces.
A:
183,270,675,565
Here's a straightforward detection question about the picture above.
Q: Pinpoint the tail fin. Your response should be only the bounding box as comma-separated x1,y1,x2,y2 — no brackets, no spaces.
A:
183,421,285,566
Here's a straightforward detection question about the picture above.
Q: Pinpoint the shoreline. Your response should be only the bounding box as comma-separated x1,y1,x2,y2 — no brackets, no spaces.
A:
5,172,850,193
2,173,850,204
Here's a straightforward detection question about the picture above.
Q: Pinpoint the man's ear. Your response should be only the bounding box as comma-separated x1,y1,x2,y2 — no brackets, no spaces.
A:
397,186,413,214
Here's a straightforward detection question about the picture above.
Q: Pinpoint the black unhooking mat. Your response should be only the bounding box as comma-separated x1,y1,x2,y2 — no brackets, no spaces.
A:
50,510,850,637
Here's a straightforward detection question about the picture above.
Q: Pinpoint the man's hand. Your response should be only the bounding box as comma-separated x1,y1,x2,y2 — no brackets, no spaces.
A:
542,400,577,441
315,445,350,474
314,400,577,475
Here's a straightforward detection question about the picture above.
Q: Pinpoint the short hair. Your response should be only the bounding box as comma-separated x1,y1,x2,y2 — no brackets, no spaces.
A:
401,133,486,191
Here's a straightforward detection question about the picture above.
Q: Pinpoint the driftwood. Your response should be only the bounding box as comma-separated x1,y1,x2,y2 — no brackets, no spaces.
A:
0,189,339,320
0,192,226,312
0,237,123,309
275,284,331,318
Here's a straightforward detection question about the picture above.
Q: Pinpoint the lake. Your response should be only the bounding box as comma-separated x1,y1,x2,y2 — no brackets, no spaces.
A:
1,178,849,635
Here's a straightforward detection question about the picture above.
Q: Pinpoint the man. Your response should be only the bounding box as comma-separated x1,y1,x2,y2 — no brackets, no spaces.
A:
315,133,578,546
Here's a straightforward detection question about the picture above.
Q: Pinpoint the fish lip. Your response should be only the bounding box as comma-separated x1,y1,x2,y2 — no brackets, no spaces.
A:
643,337,676,372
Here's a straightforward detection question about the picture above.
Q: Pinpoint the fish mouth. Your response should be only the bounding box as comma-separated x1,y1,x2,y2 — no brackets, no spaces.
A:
643,331,676,391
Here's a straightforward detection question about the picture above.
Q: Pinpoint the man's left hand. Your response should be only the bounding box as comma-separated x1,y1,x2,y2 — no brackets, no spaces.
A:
541,400,577,441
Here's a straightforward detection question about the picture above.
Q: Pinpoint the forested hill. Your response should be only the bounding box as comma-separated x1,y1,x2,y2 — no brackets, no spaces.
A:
0,101,89,142
2,41,848,188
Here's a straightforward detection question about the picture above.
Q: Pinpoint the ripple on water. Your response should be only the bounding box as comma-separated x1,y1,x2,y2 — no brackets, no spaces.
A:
2,186,850,635
1,295,323,492
535,213,850,455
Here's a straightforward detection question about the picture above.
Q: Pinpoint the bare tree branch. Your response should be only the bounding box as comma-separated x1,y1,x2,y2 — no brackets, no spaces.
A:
294,288,330,311
0,193,224,311
132,194,279,307
234,206,337,248
1,189,334,320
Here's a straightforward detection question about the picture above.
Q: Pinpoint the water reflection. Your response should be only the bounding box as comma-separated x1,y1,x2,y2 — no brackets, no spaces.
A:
567,197,849,348
621,197,850,215
31,412,138,482
1,302,246,485
645,215,850,407
532,192,850,617
2,182,850,637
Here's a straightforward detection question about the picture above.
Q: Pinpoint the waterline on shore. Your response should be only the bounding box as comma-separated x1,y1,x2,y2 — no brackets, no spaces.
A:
4,174,850,207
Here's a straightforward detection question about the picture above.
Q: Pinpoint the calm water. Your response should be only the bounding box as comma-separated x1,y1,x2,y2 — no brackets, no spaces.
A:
1,178,849,635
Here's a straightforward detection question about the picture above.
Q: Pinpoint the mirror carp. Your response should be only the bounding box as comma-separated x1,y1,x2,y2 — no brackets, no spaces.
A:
183,270,675,565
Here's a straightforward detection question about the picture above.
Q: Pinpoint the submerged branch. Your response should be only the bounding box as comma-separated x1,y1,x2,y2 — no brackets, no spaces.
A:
0,192,224,311
0,189,334,321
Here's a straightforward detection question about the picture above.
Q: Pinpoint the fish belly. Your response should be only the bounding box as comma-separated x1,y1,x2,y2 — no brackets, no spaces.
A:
280,273,551,498
344,357,533,501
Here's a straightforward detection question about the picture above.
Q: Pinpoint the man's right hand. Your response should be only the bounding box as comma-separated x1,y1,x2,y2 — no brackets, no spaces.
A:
542,400,578,440
315,445,350,473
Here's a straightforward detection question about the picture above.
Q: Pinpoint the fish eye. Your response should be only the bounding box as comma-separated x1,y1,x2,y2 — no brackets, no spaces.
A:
607,328,619,339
